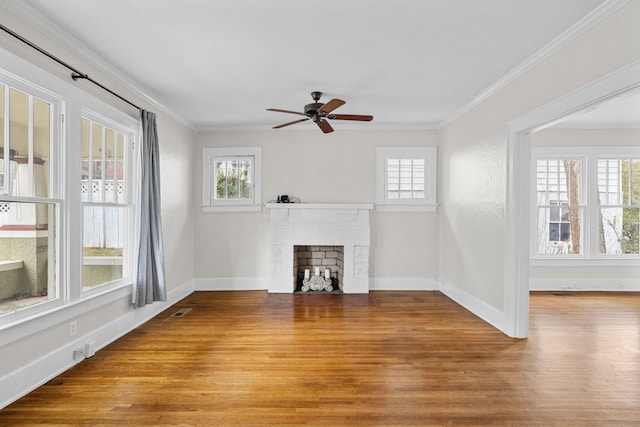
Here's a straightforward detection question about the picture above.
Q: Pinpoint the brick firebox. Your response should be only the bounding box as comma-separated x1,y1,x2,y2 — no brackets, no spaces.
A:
293,245,344,292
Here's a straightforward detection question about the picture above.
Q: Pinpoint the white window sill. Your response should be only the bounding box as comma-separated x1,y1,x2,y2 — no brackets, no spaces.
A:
1,282,132,344
530,257,640,267
202,204,262,213
376,204,437,213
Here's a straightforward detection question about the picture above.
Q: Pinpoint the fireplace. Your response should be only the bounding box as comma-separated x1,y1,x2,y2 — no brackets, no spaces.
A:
266,203,372,293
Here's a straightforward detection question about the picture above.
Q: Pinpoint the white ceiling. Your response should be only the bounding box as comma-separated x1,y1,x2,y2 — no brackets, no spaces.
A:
554,90,640,129
4,0,620,132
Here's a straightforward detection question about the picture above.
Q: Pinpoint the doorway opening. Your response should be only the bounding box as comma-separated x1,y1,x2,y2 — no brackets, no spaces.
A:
505,62,640,338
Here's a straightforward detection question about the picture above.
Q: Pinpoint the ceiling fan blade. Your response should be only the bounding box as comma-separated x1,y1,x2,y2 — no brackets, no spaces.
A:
328,114,374,122
317,119,334,133
273,118,309,129
266,108,307,116
317,98,345,114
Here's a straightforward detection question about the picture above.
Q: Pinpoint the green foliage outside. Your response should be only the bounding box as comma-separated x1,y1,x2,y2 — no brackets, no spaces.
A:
215,161,251,200
620,160,640,254
602,159,640,254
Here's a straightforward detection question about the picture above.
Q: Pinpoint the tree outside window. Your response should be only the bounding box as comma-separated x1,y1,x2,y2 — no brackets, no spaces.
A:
598,158,640,255
202,147,262,213
534,149,640,259
215,159,252,200
535,158,583,255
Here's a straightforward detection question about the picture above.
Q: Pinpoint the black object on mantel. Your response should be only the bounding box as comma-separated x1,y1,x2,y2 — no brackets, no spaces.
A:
277,195,290,203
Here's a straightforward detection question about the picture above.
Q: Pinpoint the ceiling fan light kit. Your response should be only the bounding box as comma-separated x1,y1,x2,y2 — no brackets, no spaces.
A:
267,91,373,133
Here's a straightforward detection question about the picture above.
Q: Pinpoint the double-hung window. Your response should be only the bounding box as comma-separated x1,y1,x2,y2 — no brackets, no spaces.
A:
598,158,640,255
376,146,437,212
81,113,134,290
535,157,584,255
0,76,62,318
532,147,640,262
202,147,262,212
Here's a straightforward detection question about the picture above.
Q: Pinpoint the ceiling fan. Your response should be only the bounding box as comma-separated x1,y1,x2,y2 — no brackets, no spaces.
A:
267,91,373,133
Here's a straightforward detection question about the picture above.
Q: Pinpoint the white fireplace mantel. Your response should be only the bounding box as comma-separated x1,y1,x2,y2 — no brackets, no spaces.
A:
265,203,374,210
266,203,372,293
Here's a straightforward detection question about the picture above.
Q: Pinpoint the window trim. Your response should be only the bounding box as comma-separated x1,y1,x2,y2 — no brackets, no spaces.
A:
531,146,640,265
202,146,262,213
376,146,437,212
80,109,136,295
0,72,66,322
533,155,587,257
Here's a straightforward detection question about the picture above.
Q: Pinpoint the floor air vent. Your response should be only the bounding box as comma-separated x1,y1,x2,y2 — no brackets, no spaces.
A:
171,308,192,318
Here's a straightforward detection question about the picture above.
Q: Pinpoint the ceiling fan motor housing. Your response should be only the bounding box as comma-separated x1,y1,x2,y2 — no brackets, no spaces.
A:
304,91,325,117
304,102,324,115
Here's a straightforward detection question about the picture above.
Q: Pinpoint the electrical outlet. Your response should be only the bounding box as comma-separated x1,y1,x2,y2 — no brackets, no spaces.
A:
69,321,77,337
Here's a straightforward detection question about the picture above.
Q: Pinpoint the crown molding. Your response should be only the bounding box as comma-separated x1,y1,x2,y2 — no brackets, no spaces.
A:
438,0,632,129
0,0,196,132
196,122,439,133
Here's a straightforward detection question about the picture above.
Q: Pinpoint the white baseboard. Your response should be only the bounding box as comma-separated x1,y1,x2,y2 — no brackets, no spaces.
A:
195,276,441,292
0,279,194,410
194,277,268,291
438,280,508,335
370,277,440,291
530,277,640,291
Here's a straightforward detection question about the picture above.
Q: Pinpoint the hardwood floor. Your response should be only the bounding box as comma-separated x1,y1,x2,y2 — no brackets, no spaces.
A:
1,291,639,425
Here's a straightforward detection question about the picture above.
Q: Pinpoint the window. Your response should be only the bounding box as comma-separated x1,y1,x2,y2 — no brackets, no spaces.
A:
598,158,640,255
535,158,584,255
0,79,61,317
376,146,436,212
0,49,139,325
532,147,640,262
81,113,134,290
202,147,262,212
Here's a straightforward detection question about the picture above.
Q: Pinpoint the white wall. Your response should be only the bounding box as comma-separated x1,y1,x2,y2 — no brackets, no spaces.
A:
439,1,640,332
0,7,196,408
529,128,640,290
193,129,439,290
532,128,640,148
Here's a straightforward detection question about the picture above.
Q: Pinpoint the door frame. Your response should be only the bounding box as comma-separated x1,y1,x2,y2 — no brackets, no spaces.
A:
504,60,640,338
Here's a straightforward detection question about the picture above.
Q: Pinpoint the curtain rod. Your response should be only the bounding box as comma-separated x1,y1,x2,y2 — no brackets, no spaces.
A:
0,23,142,111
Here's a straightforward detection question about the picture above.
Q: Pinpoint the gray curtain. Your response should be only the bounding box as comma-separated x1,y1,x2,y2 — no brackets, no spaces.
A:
133,110,167,307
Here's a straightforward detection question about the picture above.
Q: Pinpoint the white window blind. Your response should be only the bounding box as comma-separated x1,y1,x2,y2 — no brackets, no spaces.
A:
376,146,436,212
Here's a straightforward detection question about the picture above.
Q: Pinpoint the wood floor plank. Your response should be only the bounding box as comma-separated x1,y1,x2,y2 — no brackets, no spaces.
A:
1,291,639,425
